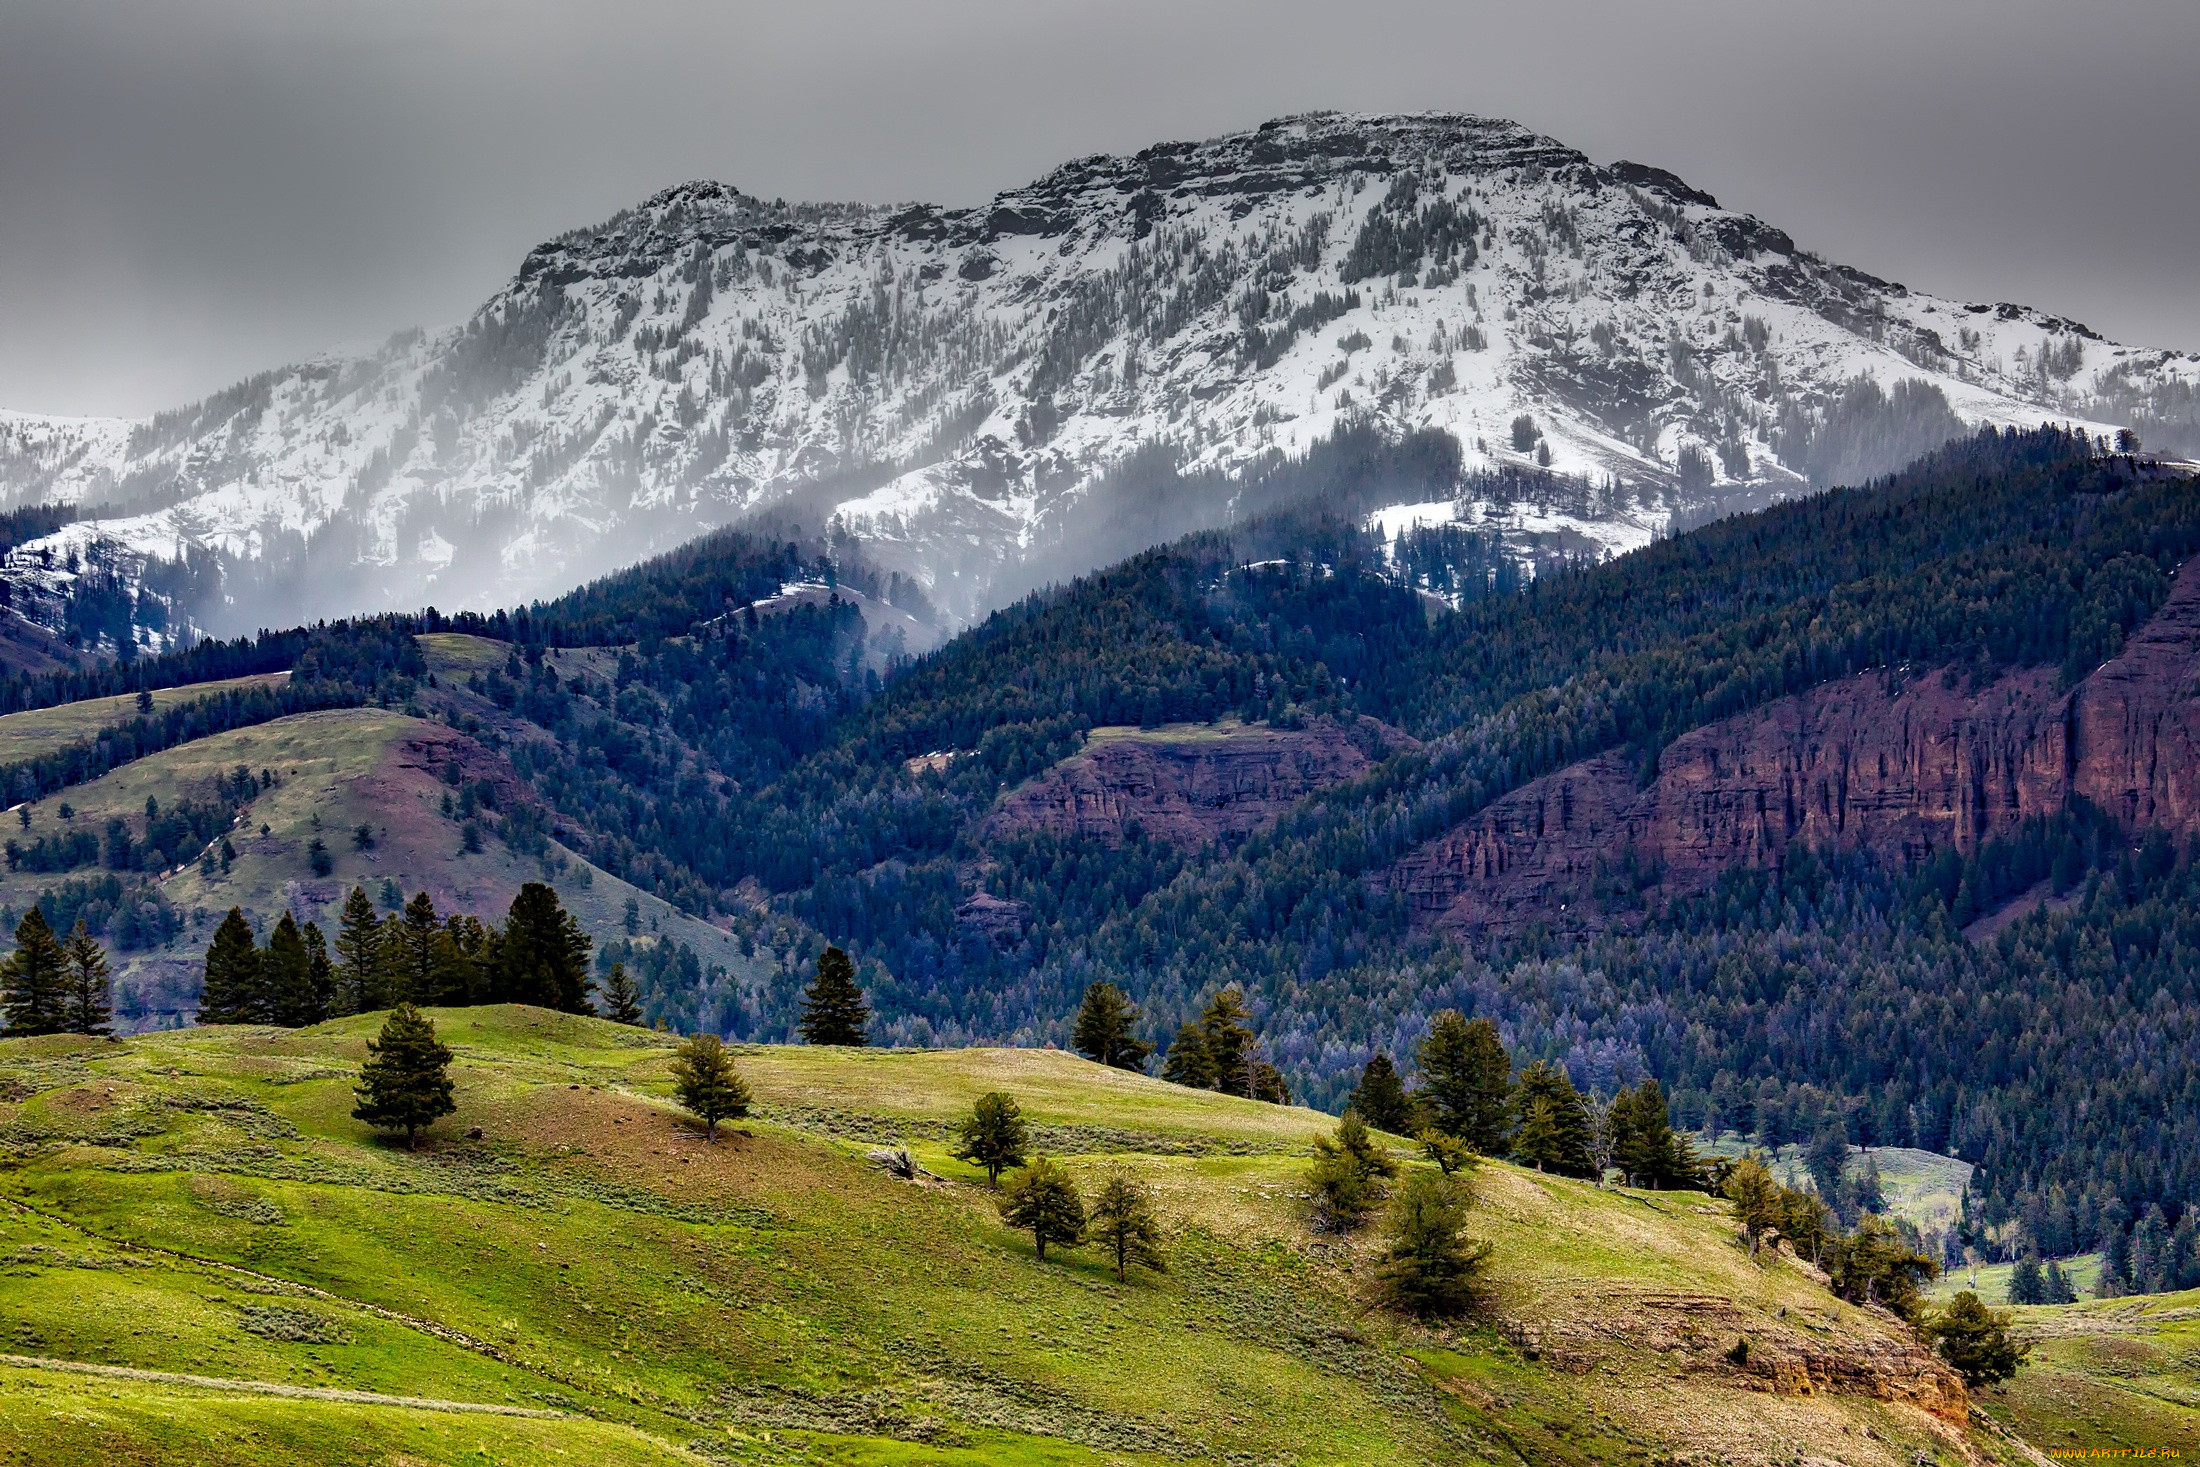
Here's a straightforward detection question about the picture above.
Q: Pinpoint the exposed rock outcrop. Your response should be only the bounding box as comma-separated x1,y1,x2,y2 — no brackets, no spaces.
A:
987,716,1416,853
1395,558,2200,937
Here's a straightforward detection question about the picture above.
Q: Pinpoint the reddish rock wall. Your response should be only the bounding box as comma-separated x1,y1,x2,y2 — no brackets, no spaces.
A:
1395,557,2200,938
986,716,1415,853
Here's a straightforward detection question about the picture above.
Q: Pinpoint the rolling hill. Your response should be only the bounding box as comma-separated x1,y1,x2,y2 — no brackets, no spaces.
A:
0,1006,2070,1466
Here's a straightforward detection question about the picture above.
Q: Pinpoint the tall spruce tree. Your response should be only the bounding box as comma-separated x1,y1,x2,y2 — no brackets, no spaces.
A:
1196,988,1256,1092
1349,1053,1417,1135
1611,1078,1700,1189
1417,1012,1512,1153
390,892,441,1004
668,1032,750,1140
197,908,264,1025
1071,981,1152,1071
59,921,111,1038
1510,1062,1597,1178
1160,1021,1211,1088
496,883,592,1012
599,962,644,1025
1,909,68,1036
351,1003,455,1148
301,921,335,1024
331,888,380,1017
799,946,869,1045
264,913,320,1028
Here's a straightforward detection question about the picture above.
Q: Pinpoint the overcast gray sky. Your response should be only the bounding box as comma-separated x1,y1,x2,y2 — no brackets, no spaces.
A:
4,0,2195,418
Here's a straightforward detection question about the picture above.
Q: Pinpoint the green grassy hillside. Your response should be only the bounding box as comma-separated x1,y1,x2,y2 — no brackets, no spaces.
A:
1984,1288,2200,1454
0,672,290,766
0,1009,2037,1466
0,707,767,1027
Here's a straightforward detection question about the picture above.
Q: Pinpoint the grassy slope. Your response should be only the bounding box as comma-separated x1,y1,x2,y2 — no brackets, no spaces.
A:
1982,1289,2200,1456
0,1011,2029,1467
0,673,291,766
0,706,762,1027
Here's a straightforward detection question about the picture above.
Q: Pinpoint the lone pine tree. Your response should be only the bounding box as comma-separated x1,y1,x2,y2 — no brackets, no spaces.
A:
799,946,869,1046
599,961,645,1025
0,909,68,1036
668,1032,751,1140
1071,981,1153,1072
998,1157,1085,1262
954,1090,1029,1188
351,1003,456,1149
1088,1173,1167,1282
60,921,112,1038
1928,1291,2030,1388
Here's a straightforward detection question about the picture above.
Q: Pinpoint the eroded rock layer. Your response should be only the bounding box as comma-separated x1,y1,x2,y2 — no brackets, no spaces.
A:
1395,558,2200,936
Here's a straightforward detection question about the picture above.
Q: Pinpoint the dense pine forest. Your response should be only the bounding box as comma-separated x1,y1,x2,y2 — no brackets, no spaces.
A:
0,424,2194,1281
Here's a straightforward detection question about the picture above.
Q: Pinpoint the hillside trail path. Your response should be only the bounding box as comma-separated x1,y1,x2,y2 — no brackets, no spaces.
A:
0,1352,564,1418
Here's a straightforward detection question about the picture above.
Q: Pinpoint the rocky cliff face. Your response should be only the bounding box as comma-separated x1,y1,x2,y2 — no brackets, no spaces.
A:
987,716,1414,853
1393,557,2200,936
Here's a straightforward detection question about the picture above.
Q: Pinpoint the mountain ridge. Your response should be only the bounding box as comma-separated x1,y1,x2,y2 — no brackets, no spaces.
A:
1,110,2192,640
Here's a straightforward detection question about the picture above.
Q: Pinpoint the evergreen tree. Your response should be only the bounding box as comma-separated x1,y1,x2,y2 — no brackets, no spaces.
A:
1807,1125,1853,1223
1349,1053,1417,1134
196,908,264,1025
1775,1183,1836,1265
1825,1216,1938,1320
1417,1011,1511,1153
1308,1109,1397,1233
1927,1291,2029,1388
1418,1128,1476,1177
1509,1062,1597,1178
668,1032,750,1140
302,921,335,1023
59,921,111,1037
1610,1078,1700,1189
351,1003,456,1149
2097,1211,2131,1298
1378,1172,1488,1318
998,1157,1085,1262
599,962,644,1025
263,913,320,1028
1071,982,1152,1072
2043,1258,2078,1305
1196,988,1256,1093
390,891,440,1004
1088,1173,1167,1282
954,1090,1029,1188
497,883,593,1013
1724,1153,1782,1258
2009,1253,2045,1306
1160,1021,1211,1088
1,909,68,1036
798,946,868,1045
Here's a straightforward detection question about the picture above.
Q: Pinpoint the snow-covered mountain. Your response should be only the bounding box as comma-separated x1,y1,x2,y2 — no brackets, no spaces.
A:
4,111,2194,636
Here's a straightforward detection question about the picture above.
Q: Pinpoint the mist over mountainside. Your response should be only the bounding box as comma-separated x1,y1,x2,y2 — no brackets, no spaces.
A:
1,111,2193,641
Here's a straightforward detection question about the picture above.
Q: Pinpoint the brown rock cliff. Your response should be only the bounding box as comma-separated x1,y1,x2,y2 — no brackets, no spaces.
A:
1395,557,2200,937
